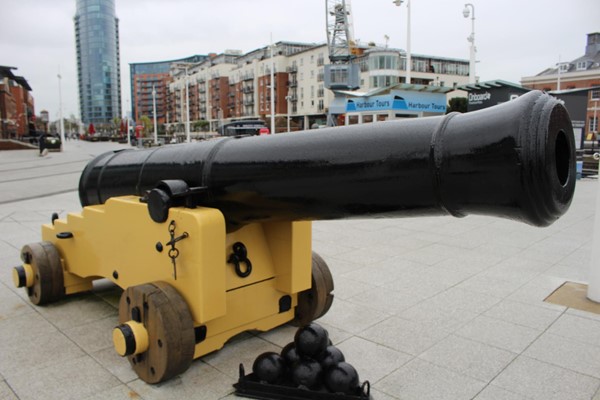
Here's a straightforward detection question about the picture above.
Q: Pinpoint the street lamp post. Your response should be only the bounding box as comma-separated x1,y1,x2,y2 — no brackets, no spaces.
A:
152,84,158,145
57,73,66,145
285,93,291,133
174,64,191,143
125,98,131,146
185,70,191,143
463,3,477,84
270,38,276,134
218,108,223,133
393,0,411,85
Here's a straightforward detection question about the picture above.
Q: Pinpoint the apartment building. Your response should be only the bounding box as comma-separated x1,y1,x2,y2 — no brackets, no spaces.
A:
130,55,207,126
164,41,470,133
74,0,121,125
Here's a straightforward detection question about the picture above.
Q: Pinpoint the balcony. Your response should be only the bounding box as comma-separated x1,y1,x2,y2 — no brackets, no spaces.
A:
287,65,298,73
289,81,298,88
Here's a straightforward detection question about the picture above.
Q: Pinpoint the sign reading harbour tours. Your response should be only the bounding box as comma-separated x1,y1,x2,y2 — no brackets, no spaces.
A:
345,90,447,114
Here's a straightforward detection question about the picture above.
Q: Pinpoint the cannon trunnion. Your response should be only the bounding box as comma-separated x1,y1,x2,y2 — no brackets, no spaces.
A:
12,90,576,383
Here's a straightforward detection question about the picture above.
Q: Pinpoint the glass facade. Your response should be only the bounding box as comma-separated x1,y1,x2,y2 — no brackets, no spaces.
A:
364,50,469,88
74,0,121,125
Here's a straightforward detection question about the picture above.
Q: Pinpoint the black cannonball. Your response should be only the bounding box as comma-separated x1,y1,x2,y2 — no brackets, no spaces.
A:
317,345,345,370
324,362,359,394
294,323,329,358
291,359,323,389
252,352,286,384
281,342,300,366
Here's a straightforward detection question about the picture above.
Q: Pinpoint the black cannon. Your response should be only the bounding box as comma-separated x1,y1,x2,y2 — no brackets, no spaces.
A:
13,90,575,383
80,90,575,230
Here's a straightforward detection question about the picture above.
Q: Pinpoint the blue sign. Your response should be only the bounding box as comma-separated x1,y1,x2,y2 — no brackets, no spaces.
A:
346,90,447,113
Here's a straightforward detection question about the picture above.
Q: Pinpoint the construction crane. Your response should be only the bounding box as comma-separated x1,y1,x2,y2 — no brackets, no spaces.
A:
326,0,356,64
325,0,361,126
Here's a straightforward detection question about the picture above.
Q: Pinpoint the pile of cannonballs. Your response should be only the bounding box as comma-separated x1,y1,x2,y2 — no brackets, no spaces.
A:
252,323,362,395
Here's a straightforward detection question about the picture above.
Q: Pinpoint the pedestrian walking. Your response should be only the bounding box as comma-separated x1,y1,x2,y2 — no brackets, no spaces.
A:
38,133,48,156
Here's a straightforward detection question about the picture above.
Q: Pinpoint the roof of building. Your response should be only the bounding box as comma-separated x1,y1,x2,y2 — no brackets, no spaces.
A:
132,40,469,74
0,65,32,91
0,65,17,79
130,55,208,68
533,54,600,77
458,80,527,92
524,33,600,79
549,86,600,95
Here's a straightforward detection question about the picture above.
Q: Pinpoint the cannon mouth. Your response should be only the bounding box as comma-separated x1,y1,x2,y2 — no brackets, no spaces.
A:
519,94,576,227
554,129,571,187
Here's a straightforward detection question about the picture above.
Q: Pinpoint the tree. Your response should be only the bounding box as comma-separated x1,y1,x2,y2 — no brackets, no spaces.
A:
447,97,468,114
139,116,152,137
193,120,209,132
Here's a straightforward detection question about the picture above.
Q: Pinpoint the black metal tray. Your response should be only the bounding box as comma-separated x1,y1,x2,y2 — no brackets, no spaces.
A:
234,364,372,400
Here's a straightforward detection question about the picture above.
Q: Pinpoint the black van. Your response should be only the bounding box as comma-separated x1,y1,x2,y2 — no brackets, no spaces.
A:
219,120,270,137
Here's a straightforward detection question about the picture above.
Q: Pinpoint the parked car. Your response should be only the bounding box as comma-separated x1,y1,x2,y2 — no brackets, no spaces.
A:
42,134,62,151
219,120,269,137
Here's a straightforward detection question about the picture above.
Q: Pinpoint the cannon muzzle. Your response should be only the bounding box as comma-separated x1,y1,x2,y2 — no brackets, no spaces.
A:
80,90,575,230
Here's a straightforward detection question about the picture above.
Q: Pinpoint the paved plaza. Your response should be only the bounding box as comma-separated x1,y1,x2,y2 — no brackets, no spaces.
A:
1,141,600,399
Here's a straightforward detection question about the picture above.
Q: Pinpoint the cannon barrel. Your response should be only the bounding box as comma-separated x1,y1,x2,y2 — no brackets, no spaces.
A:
79,90,576,231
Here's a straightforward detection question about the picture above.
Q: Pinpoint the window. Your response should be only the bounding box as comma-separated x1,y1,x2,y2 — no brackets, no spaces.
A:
369,75,396,88
329,68,348,84
577,61,588,71
591,89,600,100
414,60,426,72
591,116,599,133
559,63,569,73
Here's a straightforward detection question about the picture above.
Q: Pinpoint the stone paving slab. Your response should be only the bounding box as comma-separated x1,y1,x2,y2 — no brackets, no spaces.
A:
1,142,600,399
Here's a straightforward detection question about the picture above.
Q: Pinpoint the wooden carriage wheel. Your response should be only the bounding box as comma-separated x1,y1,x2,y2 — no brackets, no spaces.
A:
18,241,65,305
116,282,195,383
292,251,334,326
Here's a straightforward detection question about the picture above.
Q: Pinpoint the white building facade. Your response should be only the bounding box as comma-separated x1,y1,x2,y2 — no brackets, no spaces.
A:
166,41,470,133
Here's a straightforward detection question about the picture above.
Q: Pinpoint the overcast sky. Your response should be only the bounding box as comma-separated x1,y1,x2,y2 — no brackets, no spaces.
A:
1,0,598,121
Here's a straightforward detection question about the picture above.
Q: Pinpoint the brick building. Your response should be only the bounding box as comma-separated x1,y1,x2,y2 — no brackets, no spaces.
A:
521,33,600,138
130,55,207,127
0,66,34,139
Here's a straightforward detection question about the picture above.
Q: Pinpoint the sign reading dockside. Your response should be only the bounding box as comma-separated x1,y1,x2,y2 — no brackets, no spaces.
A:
346,90,447,113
